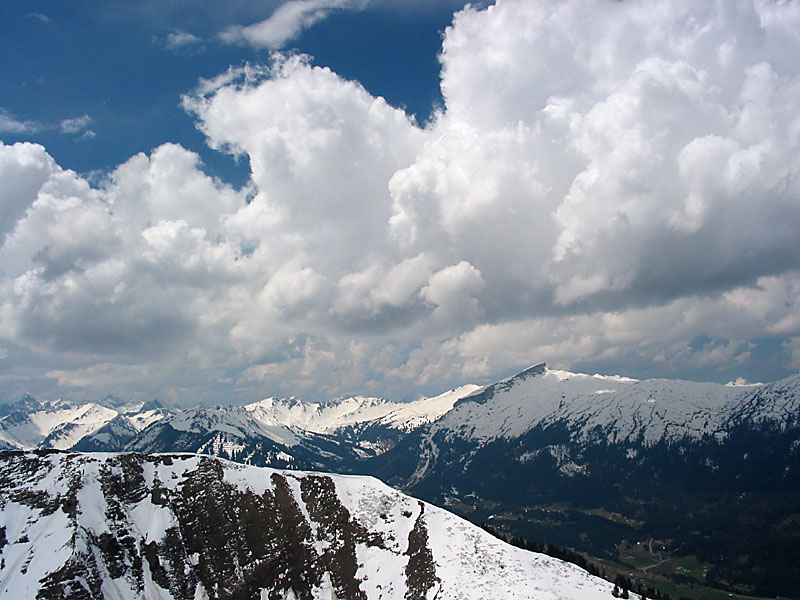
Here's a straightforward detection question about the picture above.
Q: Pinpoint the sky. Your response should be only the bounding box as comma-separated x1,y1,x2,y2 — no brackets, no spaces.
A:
1,0,799,405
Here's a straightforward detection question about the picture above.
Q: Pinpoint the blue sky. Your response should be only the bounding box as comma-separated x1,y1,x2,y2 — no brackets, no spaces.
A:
1,1,464,183
1,0,800,405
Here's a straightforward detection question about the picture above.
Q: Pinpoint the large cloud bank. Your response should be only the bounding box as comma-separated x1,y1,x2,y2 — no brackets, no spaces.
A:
2,0,800,402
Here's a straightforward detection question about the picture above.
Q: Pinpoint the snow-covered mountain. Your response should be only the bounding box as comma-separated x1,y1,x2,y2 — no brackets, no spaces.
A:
374,362,800,493
2,365,799,595
375,385,482,432
0,451,618,600
243,386,482,435
364,364,800,598
427,362,773,445
0,398,120,450
3,364,797,474
0,387,479,464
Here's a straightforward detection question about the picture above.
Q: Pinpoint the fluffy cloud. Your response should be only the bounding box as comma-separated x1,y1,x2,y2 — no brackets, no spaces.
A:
420,262,484,329
2,0,800,403
0,143,58,242
0,142,245,363
400,0,800,310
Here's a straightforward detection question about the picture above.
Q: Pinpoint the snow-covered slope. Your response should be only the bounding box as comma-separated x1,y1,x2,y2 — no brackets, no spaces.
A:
165,405,302,447
430,363,763,445
0,386,479,459
116,387,482,470
244,386,480,435
375,385,482,432
0,452,618,600
245,395,399,434
0,400,119,450
729,372,800,426
549,377,748,445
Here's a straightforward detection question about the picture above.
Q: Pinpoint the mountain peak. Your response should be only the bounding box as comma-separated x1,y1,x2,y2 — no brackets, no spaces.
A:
0,393,44,418
454,362,547,408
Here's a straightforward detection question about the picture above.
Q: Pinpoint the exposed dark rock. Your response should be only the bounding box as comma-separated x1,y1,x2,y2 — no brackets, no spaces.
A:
404,502,439,600
300,474,369,599
37,561,102,600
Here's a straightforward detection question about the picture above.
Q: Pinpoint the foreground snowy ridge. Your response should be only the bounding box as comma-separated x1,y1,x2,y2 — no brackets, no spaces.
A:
0,452,619,600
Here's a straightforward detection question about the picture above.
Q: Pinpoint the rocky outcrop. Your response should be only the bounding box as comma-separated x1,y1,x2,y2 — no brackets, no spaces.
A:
0,451,615,600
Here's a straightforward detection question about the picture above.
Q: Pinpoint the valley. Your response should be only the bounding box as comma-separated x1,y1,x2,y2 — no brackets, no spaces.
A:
477,506,794,600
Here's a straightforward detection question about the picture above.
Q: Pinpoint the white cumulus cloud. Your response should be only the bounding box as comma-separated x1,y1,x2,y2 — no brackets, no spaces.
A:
2,0,800,403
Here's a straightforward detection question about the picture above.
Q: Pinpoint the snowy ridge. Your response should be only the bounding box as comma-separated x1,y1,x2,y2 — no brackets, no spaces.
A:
244,387,480,435
245,395,399,434
547,378,745,445
729,372,800,426
120,389,480,459
0,452,619,600
0,401,118,450
375,385,482,432
165,405,301,446
0,386,478,454
2,366,796,455
432,364,773,445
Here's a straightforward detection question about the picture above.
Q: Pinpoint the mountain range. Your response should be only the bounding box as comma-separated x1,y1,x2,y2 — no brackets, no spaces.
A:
0,386,480,466
368,365,800,597
2,363,799,596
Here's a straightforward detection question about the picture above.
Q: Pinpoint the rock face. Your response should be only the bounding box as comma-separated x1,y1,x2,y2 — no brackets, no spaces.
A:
0,451,615,600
